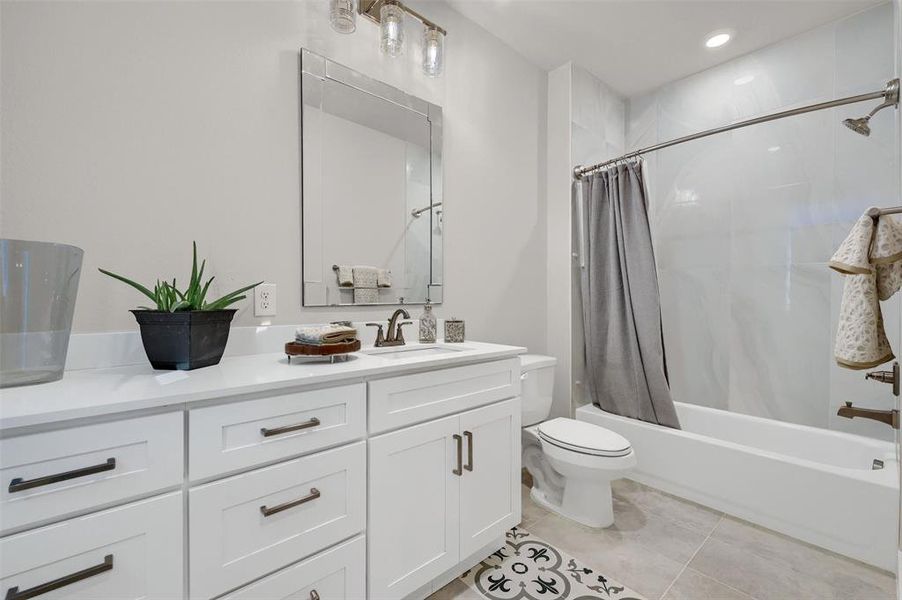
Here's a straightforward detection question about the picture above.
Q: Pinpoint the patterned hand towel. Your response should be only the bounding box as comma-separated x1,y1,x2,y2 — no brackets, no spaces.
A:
335,265,353,287
295,324,358,346
352,266,379,289
353,288,378,304
830,209,902,369
377,269,392,288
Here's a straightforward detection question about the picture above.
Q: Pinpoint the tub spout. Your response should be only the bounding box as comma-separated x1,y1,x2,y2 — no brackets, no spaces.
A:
837,402,899,429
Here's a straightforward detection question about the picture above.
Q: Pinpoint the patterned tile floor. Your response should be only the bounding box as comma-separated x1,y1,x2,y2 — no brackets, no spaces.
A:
430,480,896,600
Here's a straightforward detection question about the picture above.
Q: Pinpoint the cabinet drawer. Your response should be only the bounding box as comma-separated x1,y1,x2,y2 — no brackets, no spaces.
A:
0,492,183,600
189,383,365,480
368,358,520,434
0,412,183,533
220,535,365,600
189,441,366,599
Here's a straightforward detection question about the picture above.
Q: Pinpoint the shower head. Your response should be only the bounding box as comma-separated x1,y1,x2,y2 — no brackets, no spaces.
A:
843,116,872,136
843,78,900,137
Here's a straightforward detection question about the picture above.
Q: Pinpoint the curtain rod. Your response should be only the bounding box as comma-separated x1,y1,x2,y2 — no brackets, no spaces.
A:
573,78,900,180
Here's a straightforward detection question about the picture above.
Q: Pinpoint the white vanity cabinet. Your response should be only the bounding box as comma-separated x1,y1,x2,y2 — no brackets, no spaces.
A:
0,343,524,600
368,397,521,599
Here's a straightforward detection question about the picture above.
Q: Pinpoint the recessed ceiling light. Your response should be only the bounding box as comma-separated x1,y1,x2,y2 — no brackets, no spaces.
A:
767,146,781,153
705,31,732,48
734,74,754,86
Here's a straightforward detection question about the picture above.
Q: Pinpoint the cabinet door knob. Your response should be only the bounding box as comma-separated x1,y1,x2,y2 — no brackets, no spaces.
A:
464,431,474,472
452,434,463,476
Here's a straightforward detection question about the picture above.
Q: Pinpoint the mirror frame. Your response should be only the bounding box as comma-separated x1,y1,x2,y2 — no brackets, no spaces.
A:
299,48,443,307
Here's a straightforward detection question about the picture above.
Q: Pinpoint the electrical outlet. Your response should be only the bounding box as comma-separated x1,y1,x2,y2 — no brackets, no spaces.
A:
254,283,277,317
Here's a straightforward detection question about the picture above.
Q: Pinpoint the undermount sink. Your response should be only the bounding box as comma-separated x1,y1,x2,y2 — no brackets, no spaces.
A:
360,344,469,360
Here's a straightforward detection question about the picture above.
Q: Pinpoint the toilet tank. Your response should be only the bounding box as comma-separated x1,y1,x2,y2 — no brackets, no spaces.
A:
519,354,557,427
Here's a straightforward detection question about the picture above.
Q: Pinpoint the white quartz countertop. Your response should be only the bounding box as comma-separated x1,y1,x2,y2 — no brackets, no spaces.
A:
0,341,526,431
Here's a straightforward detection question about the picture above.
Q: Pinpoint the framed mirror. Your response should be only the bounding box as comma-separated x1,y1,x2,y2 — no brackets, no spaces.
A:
300,49,443,307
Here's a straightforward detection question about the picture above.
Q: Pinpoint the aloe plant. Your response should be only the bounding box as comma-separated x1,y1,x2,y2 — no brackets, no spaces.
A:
99,242,262,312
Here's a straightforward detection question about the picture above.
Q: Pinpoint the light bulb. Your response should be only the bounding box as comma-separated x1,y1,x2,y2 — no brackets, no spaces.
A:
329,0,357,34
422,27,444,77
380,2,404,57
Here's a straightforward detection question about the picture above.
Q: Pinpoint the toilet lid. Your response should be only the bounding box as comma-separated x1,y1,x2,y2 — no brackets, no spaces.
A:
537,418,632,457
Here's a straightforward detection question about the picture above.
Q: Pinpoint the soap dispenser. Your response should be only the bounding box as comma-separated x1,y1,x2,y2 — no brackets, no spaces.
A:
419,302,437,343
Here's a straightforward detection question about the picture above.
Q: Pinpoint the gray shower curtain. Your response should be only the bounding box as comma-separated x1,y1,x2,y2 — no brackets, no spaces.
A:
578,159,680,429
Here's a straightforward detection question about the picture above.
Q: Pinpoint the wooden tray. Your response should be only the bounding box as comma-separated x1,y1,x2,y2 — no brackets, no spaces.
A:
285,339,361,356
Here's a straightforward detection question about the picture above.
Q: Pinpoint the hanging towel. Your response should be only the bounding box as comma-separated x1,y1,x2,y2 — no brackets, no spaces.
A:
354,288,378,304
335,265,353,287
352,266,378,289
295,323,358,346
377,269,392,288
830,209,902,369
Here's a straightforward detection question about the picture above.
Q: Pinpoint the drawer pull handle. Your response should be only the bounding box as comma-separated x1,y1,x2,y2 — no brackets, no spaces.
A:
310,591,321,600
5,554,113,600
453,434,463,476
260,417,321,437
260,487,321,517
8,458,116,494
464,431,474,472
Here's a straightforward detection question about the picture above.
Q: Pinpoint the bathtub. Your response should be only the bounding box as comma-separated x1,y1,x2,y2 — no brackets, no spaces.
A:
576,401,899,571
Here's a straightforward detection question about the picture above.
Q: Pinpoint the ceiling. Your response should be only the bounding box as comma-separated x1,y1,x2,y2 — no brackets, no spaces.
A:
444,0,886,96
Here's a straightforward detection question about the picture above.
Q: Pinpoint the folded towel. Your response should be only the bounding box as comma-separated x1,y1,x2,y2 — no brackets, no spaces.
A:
830,209,902,369
354,287,378,304
377,269,392,288
352,266,378,289
295,324,358,346
335,265,353,287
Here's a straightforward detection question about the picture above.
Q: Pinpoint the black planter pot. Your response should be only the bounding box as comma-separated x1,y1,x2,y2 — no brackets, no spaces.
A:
131,309,237,370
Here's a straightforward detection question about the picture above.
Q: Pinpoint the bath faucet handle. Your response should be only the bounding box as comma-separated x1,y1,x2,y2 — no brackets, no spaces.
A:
864,361,900,397
396,321,413,344
365,323,385,347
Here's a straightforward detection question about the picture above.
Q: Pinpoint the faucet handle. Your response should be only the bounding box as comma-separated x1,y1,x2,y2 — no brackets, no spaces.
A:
396,321,413,344
365,323,385,346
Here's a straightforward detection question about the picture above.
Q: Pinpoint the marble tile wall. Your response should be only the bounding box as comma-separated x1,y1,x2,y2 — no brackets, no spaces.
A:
626,3,900,439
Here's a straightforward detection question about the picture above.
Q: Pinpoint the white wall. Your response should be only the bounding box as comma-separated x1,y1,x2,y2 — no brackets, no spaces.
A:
626,3,899,439
545,63,572,418
0,1,548,354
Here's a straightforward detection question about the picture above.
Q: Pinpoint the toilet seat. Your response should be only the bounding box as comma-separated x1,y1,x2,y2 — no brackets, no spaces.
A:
537,418,632,458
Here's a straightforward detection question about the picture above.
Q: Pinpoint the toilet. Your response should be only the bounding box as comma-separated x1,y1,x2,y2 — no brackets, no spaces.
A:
520,354,636,528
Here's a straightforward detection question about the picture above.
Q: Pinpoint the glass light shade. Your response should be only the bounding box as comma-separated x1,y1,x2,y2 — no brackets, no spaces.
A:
380,2,404,57
422,27,443,77
329,0,356,34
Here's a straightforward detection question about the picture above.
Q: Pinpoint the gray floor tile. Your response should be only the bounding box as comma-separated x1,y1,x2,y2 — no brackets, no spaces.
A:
527,512,684,600
708,516,895,599
662,568,755,600
519,484,549,527
613,479,723,535
428,579,483,600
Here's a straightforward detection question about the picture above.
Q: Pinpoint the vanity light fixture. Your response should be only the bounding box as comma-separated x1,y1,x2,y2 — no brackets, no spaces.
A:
705,31,732,48
379,0,405,57
329,0,357,34
331,0,446,76
422,26,444,77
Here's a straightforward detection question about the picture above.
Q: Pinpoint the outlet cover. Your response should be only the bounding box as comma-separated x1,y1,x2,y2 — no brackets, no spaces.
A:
254,283,277,317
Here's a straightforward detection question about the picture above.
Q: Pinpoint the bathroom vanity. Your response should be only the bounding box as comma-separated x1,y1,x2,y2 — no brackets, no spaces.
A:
0,341,524,599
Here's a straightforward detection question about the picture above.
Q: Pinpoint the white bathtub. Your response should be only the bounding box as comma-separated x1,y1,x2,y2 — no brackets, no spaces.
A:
576,401,899,571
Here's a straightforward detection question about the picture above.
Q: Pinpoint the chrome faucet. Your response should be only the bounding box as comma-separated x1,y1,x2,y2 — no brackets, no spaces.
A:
366,308,412,347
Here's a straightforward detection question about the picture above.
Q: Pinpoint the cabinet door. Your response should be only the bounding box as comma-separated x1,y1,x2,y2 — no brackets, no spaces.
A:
459,398,521,558
368,415,460,599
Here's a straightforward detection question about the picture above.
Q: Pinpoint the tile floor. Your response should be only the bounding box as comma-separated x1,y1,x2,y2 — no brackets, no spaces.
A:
430,480,896,600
